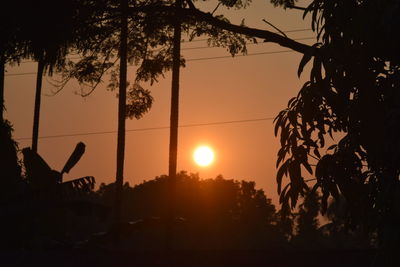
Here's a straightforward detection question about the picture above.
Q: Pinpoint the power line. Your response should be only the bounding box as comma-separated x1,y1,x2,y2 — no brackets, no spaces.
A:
14,117,275,141
186,49,293,62
5,72,38,77
5,48,296,77
13,36,313,66
7,32,314,66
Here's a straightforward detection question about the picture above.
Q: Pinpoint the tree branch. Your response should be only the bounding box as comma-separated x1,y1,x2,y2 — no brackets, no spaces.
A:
262,19,287,38
185,0,196,10
287,5,307,11
123,4,312,54
181,8,312,54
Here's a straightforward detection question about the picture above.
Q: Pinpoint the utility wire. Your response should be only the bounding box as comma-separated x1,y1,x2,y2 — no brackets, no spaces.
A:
5,72,37,77
7,33,314,67
187,49,293,61
14,117,275,141
5,48,297,77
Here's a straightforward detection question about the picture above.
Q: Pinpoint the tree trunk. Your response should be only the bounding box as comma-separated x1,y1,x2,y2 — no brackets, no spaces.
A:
114,0,128,246
0,55,4,122
166,0,182,251
32,59,44,152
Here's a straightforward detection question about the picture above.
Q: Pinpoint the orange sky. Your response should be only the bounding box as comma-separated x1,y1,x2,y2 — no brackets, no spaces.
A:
4,1,313,205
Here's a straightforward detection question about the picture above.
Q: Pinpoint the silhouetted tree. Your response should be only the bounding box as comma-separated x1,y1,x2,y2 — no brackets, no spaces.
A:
95,172,284,249
293,191,320,248
0,120,28,249
166,0,183,250
0,120,22,199
273,0,400,250
0,2,25,122
18,1,80,152
319,194,372,249
113,0,129,245
297,191,319,237
238,180,276,225
275,209,294,242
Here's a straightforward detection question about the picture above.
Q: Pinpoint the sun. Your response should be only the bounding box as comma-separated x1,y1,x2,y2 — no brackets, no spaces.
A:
193,146,215,167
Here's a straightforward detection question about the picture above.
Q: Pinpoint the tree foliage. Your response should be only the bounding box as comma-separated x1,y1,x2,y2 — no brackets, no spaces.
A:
94,172,289,249
48,0,251,93
274,0,400,245
270,0,298,9
294,191,320,245
0,120,22,198
17,0,84,74
97,171,276,224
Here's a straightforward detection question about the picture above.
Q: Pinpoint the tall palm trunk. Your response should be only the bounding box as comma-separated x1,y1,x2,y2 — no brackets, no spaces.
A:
114,0,128,245
166,0,182,250
31,59,44,152
0,55,4,122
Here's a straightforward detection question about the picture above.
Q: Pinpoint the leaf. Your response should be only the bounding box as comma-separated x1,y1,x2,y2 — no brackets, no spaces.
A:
61,176,95,196
277,160,289,194
314,148,321,159
289,187,298,208
274,110,286,121
318,131,325,147
287,97,297,108
288,110,297,126
302,160,313,175
310,182,320,194
303,1,315,19
274,113,284,136
61,142,85,174
290,160,302,179
311,55,323,82
321,191,329,214
276,146,288,168
279,183,291,204
329,183,340,199
301,179,310,192
327,144,337,151
280,124,291,147
288,161,302,198
298,48,313,77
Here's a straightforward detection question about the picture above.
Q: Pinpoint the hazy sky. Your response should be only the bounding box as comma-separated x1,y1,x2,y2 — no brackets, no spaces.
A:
4,0,313,205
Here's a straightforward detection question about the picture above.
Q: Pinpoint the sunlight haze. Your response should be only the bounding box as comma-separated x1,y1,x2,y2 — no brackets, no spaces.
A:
4,0,313,205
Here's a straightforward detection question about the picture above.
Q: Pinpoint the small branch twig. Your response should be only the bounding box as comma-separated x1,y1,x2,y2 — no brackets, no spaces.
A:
211,2,221,15
262,19,287,38
185,0,196,10
287,5,307,11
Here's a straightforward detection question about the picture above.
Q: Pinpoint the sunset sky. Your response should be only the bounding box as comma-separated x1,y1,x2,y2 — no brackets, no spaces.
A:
4,0,313,205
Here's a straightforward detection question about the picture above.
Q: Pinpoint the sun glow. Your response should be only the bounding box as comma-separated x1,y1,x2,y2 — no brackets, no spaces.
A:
193,146,215,167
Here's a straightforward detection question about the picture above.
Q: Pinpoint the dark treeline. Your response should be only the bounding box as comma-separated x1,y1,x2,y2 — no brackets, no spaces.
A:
0,119,365,250
0,120,384,267
91,171,374,251
93,172,284,250
0,119,373,251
